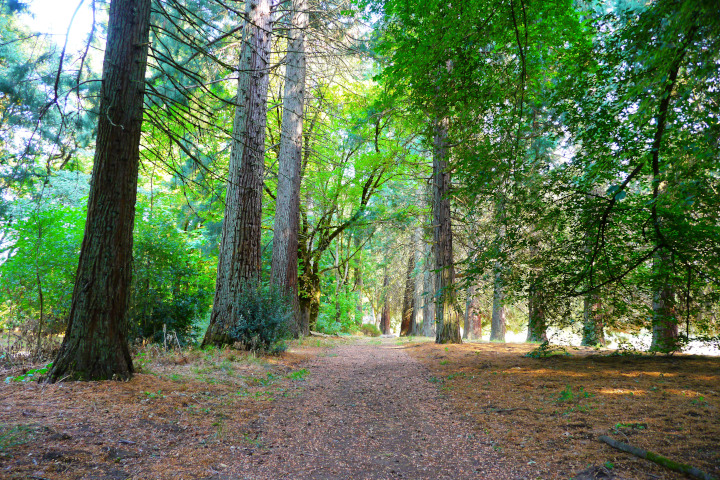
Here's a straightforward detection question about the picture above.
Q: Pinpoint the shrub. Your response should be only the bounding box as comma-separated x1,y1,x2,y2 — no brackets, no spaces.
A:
359,323,381,337
127,197,214,345
227,281,292,354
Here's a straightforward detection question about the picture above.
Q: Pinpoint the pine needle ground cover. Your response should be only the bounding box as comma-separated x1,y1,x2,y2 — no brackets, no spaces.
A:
406,342,720,480
0,341,328,480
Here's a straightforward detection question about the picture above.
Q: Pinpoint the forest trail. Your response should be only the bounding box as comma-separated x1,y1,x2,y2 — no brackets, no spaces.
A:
236,340,529,480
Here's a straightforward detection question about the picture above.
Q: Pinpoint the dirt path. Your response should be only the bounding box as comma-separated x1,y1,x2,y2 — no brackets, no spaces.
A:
231,341,530,480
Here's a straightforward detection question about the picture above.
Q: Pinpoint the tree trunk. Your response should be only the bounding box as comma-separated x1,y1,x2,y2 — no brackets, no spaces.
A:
203,0,275,347
353,233,364,325
463,284,478,340
650,248,678,352
432,116,460,344
380,270,391,335
410,226,423,336
422,239,435,337
581,292,605,346
298,259,319,335
490,265,506,342
48,0,151,381
271,0,308,337
400,245,416,336
527,283,548,343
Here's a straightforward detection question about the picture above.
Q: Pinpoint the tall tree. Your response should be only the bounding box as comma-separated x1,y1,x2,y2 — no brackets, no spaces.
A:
203,0,275,346
421,239,435,337
490,264,506,342
48,0,152,381
527,283,548,343
271,0,309,335
399,239,416,336
581,292,604,346
432,116,460,344
380,268,391,334
463,284,478,340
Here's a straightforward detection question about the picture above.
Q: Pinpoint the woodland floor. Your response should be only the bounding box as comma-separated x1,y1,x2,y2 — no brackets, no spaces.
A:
0,336,718,480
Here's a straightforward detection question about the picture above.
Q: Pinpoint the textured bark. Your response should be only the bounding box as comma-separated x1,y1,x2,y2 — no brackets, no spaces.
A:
271,0,307,336
651,248,679,352
380,271,391,335
432,117,460,344
48,0,151,381
490,265,506,342
581,292,605,346
400,246,416,336
422,243,436,338
204,0,275,347
463,284,478,340
527,283,548,343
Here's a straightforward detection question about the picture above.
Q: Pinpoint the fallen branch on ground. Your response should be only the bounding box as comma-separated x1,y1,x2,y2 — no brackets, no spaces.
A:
309,330,340,338
598,435,716,480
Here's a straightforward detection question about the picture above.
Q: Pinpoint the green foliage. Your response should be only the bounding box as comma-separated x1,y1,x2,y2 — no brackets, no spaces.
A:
128,193,214,344
4,362,52,382
556,385,591,404
0,180,215,345
227,281,292,354
359,323,382,337
0,172,89,332
317,287,362,334
524,341,571,358
286,368,309,381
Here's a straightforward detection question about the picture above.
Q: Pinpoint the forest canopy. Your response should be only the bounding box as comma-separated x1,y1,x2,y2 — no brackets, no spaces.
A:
0,0,718,379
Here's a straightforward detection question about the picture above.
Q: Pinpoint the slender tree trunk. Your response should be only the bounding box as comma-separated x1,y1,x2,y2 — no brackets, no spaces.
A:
432,117,460,344
48,0,151,381
34,222,44,359
400,245,416,336
422,240,435,337
203,0,275,347
581,292,605,346
463,284,478,340
410,226,423,336
651,248,678,352
271,0,307,336
298,257,319,334
490,265,506,342
527,283,547,342
380,270,391,335
353,234,364,325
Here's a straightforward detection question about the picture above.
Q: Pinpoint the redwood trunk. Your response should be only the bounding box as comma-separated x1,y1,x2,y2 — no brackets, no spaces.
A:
432,117,460,344
203,0,275,346
271,0,307,336
48,0,151,381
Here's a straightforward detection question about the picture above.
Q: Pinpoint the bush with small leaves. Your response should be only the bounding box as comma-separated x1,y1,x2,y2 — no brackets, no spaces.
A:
359,323,382,337
227,281,292,354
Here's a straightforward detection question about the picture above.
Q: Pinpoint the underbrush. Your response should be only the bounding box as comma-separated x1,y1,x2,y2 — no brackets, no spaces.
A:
359,324,381,337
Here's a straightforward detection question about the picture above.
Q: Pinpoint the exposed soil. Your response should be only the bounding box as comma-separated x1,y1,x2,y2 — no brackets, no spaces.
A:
1,337,718,480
